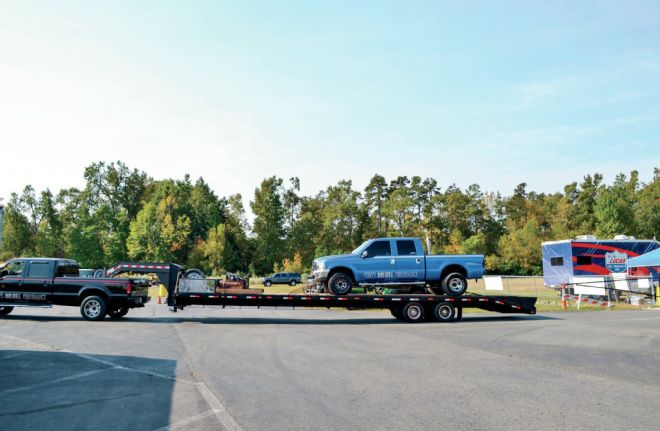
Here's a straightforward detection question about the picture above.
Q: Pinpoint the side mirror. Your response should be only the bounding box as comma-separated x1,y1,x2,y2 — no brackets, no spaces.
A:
361,251,369,258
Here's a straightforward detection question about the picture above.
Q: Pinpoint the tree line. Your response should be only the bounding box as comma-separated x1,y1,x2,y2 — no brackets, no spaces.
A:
1,161,658,276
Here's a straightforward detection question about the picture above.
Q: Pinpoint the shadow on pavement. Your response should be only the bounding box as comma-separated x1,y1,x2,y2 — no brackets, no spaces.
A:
0,350,176,431
0,313,558,325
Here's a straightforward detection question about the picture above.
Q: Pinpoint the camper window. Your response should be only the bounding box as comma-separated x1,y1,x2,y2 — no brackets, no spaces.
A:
576,255,592,265
551,257,564,266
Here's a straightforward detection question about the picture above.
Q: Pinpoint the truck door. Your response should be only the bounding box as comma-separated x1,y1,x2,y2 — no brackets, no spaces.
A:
394,239,424,282
21,261,53,304
0,259,25,304
355,239,396,283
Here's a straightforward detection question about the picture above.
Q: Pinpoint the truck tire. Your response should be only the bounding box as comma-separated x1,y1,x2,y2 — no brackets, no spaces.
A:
80,296,107,321
108,307,129,319
401,302,425,323
0,306,14,316
327,272,353,295
441,272,467,296
184,269,205,279
434,302,455,322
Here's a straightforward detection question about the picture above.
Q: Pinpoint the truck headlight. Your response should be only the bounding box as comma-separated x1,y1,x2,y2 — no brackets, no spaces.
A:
317,262,325,271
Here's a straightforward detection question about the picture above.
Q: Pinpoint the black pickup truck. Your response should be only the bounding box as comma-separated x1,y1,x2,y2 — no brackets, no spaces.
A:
0,258,150,321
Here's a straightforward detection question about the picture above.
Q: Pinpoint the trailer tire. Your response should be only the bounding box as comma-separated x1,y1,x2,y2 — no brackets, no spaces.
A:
184,269,205,279
434,302,455,322
441,272,467,296
80,296,107,321
327,272,353,295
390,307,403,320
108,307,129,319
0,306,14,316
402,302,425,323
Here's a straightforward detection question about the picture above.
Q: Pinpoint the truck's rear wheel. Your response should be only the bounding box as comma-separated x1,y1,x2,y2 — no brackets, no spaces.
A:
441,272,467,296
327,272,353,295
0,306,14,316
80,296,107,321
108,307,129,319
402,302,425,323
289,280,297,286
434,302,455,322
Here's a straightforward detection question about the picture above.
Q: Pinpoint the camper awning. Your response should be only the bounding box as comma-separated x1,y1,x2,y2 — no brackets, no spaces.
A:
627,248,660,268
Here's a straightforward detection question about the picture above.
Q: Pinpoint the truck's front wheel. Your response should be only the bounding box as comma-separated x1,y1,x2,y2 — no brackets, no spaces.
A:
0,306,14,316
441,273,467,296
327,272,353,295
80,296,107,321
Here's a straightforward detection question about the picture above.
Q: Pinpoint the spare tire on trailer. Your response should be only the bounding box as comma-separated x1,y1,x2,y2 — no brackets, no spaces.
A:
184,268,205,279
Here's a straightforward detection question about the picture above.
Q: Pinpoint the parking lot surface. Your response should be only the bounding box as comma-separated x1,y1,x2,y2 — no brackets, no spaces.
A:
1,305,660,430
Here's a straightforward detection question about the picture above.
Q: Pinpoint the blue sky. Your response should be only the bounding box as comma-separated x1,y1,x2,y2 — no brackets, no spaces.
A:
1,1,659,207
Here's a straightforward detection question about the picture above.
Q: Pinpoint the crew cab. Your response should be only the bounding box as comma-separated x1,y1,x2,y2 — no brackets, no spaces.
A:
311,237,484,295
0,258,150,321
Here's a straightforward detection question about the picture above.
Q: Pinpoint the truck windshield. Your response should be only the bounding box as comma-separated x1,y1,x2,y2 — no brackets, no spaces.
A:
351,240,372,254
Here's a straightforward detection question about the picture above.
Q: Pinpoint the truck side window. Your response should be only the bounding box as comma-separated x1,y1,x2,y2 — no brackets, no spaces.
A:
28,262,51,278
366,241,391,257
5,260,24,277
57,262,79,277
396,240,417,255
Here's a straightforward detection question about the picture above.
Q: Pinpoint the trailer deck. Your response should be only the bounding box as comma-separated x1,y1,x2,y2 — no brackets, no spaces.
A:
107,261,537,323
173,291,537,322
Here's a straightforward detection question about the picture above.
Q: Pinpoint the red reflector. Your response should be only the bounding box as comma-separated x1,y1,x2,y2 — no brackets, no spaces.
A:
126,281,133,295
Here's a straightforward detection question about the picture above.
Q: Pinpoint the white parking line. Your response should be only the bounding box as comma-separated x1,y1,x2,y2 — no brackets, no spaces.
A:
0,368,110,396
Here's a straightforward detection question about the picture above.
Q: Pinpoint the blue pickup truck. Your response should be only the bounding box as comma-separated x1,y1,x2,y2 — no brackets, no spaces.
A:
311,237,484,296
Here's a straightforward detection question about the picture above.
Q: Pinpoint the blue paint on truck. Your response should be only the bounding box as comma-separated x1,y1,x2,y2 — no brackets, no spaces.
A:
311,237,484,296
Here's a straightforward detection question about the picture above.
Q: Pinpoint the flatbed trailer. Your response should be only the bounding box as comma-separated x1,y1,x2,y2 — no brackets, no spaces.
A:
107,261,537,323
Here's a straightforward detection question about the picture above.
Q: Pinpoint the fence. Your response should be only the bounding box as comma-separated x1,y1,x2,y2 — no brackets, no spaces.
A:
476,274,659,310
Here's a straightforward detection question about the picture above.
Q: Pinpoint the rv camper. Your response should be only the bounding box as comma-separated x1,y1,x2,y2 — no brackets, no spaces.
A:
541,235,660,286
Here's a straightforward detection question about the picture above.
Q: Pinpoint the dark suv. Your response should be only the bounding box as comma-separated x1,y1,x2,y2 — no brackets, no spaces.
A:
262,272,302,287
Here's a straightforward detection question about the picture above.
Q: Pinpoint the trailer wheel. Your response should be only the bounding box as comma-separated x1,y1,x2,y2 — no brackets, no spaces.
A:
0,306,14,316
184,269,205,279
108,307,129,319
327,272,353,295
402,302,425,323
80,296,107,321
434,302,455,322
390,307,403,320
441,272,467,296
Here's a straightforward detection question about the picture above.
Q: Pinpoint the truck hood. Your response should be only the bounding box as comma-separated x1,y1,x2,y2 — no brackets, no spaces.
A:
315,254,354,265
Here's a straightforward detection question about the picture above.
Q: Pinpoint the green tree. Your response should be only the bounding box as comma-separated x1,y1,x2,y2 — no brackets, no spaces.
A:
250,177,285,274
127,195,192,262
364,174,388,235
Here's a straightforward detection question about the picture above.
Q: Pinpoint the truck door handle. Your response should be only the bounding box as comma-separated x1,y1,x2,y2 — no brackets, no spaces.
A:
390,258,395,265
416,258,421,264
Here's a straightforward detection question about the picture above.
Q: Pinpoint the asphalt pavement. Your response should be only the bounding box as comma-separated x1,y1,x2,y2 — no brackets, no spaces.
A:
1,304,659,430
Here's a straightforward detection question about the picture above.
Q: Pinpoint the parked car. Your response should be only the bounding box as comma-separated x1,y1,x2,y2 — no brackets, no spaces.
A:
311,237,485,295
262,272,302,287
